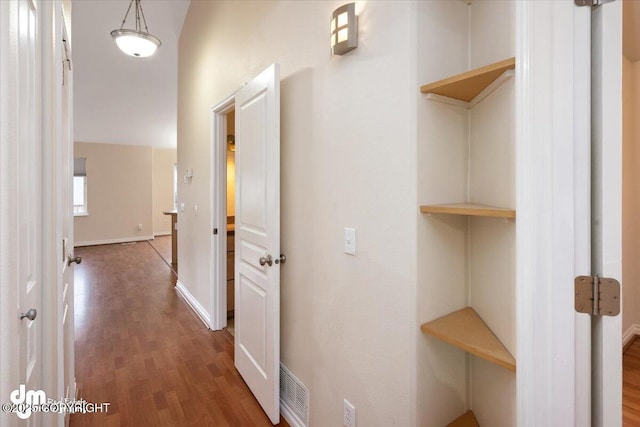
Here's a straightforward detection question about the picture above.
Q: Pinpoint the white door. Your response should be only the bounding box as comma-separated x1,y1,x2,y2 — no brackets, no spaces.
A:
591,1,623,425
234,63,281,424
60,19,76,410
16,5,42,415
0,0,43,425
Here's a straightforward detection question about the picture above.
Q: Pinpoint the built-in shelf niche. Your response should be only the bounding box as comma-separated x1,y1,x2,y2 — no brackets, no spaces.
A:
419,38,516,425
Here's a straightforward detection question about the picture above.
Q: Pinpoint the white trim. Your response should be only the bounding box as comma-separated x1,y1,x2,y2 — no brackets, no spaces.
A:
591,3,623,425
74,235,154,247
210,95,235,331
175,280,211,329
623,324,640,347
153,231,171,237
280,400,306,427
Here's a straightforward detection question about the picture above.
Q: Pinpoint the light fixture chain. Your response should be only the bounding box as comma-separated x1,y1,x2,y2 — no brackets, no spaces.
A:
138,0,151,34
119,0,135,30
135,0,141,33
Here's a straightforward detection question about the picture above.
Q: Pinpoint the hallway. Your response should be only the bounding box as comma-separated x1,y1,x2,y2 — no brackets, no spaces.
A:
71,241,288,426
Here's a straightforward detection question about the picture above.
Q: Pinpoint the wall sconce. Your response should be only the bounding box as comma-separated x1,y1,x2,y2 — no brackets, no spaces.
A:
227,135,236,152
331,3,358,56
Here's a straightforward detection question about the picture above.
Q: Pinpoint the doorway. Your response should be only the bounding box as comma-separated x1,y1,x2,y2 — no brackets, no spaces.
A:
210,95,235,332
226,110,236,336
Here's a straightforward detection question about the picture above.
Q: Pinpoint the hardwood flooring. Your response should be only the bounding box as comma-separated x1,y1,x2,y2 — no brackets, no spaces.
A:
625,338,640,426
148,235,177,275
148,235,172,265
71,241,288,427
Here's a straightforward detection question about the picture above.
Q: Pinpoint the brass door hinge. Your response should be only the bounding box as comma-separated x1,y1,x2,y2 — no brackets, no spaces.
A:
575,275,620,316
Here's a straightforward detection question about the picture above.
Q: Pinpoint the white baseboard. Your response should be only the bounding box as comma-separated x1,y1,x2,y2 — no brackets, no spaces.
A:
281,400,306,427
74,235,154,247
623,324,640,347
175,280,211,329
153,231,171,237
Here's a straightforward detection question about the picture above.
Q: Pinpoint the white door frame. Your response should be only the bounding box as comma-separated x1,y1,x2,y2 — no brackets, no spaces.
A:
210,95,235,331
591,1,623,425
515,1,593,425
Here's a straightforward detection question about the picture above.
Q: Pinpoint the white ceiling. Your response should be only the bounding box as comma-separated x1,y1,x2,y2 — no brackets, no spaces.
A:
72,0,190,149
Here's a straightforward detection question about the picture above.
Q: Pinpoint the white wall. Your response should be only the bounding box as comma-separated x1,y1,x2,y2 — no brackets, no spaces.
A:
152,148,177,235
74,142,153,245
623,56,640,336
178,1,417,425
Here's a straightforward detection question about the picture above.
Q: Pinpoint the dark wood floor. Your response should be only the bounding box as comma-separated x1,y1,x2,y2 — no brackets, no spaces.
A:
148,235,177,275
625,338,640,425
148,235,172,266
71,241,288,427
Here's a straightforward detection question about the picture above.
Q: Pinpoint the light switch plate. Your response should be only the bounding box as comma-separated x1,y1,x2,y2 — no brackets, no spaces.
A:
344,227,356,255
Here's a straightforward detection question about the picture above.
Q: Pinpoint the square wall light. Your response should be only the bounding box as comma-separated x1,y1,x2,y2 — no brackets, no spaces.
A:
331,3,358,56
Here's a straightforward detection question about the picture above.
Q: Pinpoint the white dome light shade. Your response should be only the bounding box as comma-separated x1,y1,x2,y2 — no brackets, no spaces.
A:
111,29,161,58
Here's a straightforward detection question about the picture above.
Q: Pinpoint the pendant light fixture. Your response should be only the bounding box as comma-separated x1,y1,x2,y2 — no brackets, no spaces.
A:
110,0,161,58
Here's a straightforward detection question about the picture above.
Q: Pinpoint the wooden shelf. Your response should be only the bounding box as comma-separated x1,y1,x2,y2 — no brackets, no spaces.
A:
420,203,515,219
447,410,480,427
421,307,516,372
420,57,516,103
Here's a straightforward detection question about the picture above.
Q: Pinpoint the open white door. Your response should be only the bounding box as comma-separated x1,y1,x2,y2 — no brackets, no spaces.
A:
234,63,281,424
60,16,76,412
591,1,623,425
41,4,76,425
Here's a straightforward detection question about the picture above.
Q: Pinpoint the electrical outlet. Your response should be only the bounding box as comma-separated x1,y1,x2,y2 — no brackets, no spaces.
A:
137,224,142,231
344,399,355,427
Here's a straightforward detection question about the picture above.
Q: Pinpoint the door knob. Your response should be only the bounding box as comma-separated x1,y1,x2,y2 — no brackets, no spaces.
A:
274,254,286,265
19,309,37,321
259,254,273,267
67,254,82,266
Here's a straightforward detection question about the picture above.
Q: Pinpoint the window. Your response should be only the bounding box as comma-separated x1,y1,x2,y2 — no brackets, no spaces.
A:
74,158,88,216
